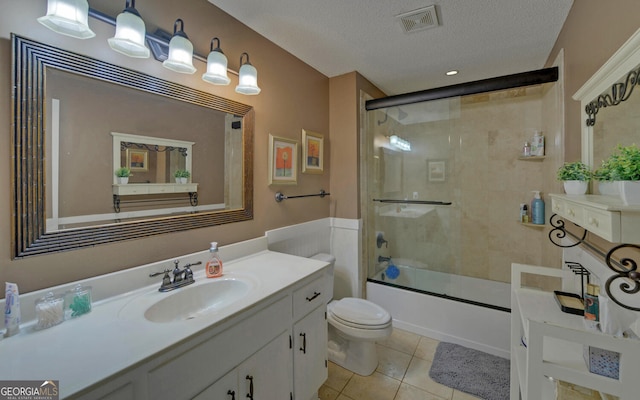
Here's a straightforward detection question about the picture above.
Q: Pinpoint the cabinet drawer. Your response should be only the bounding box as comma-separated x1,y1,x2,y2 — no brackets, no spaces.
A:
583,208,620,242
293,275,326,320
114,185,149,195
562,202,584,225
551,198,565,215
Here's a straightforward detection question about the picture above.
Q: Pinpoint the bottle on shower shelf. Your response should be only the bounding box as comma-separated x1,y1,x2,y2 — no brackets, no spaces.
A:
531,191,545,225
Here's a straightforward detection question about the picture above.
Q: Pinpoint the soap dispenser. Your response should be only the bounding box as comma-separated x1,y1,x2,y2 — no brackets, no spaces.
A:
205,242,223,278
531,191,545,225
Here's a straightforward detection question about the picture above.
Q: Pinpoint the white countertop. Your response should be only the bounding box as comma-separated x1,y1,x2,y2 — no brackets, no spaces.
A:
0,249,329,398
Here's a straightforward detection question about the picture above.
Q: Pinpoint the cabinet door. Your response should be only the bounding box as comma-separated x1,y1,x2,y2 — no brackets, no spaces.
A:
237,331,292,400
193,368,238,400
293,306,327,400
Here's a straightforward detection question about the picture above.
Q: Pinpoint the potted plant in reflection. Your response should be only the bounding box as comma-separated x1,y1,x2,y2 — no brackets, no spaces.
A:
608,144,640,205
174,169,190,184
115,167,131,184
557,161,591,195
593,158,618,196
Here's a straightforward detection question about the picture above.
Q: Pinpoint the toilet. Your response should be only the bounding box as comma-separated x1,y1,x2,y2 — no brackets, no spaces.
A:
311,253,393,376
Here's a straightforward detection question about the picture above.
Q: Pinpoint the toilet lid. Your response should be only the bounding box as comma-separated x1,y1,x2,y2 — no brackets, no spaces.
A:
329,298,391,327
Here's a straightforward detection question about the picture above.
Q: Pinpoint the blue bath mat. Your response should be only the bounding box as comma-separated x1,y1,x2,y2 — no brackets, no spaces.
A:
429,342,510,400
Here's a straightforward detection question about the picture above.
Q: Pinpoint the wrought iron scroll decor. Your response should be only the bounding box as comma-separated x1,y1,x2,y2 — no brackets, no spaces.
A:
121,142,188,157
585,64,640,126
605,244,640,311
548,213,587,248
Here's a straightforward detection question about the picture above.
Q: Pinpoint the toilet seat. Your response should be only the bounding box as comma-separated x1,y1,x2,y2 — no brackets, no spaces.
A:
328,298,391,329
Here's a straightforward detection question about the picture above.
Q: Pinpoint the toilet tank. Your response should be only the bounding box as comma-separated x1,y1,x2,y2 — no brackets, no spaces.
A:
310,253,335,301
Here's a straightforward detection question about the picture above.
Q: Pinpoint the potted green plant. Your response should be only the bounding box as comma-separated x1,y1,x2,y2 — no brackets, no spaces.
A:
608,144,640,205
592,159,618,196
556,161,591,195
174,169,190,184
115,167,131,184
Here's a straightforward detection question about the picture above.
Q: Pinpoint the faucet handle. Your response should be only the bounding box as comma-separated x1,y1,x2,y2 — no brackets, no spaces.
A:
172,260,183,283
149,269,172,287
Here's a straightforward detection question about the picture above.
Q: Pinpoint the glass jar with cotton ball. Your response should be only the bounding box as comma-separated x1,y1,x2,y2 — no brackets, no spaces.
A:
35,292,65,330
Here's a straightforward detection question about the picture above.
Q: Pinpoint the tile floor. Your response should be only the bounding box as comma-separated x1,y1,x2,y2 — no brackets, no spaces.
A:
319,328,483,400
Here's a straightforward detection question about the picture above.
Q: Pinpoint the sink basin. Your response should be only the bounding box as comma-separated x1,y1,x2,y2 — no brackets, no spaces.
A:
378,204,435,218
119,276,254,323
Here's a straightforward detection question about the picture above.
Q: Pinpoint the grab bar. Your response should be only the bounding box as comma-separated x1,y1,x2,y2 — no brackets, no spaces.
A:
372,199,452,205
275,190,330,203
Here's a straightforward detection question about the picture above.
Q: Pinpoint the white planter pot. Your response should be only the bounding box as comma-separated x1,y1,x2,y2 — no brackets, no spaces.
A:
117,177,129,184
179,177,188,184
563,180,588,195
619,181,640,205
597,181,619,196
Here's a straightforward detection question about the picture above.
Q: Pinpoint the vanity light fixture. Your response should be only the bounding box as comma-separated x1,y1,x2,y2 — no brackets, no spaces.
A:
38,0,95,39
202,38,231,85
235,52,261,95
162,19,197,74
389,135,411,151
107,0,150,58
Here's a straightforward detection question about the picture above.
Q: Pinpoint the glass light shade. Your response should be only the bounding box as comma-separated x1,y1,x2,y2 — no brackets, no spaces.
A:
37,0,95,39
389,135,411,151
163,35,196,74
108,11,150,58
202,50,230,85
235,63,261,95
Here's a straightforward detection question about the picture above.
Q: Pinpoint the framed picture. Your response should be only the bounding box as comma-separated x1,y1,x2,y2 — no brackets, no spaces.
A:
127,149,148,172
428,160,446,182
269,134,298,185
301,129,324,174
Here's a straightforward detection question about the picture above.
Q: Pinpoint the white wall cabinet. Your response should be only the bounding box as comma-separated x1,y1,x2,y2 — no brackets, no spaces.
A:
510,263,640,400
79,270,328,400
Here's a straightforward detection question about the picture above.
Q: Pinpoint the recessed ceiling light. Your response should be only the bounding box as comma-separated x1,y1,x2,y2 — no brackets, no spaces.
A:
446,70,458,76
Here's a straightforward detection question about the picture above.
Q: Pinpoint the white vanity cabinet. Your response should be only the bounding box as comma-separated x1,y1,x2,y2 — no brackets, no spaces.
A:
196,332,292,400
292,275,329,400
75,268,329,400
510,263,640,400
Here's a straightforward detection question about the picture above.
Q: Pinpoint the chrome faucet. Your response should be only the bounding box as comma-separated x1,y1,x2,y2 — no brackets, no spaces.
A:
150,260,201,292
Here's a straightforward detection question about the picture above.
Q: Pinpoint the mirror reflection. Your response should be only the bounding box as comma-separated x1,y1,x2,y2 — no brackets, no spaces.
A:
12,35,253,258
592,62,640,168
44,69,242,230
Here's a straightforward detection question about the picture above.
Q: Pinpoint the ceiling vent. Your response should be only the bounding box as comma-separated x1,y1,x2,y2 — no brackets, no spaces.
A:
397,5,439,34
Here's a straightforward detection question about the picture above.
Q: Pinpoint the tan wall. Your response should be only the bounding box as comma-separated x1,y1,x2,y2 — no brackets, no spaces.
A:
547,0,640,162
328,72,385,220
0,0,330,293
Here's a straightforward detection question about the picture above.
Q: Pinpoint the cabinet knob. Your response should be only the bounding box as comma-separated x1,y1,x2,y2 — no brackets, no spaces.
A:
588,217,598,227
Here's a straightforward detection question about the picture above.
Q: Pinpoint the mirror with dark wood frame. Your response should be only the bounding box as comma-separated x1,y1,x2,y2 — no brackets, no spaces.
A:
11,34,254,258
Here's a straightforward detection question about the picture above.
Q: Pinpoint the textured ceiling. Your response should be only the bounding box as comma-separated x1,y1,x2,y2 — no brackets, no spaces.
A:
208,0,574,96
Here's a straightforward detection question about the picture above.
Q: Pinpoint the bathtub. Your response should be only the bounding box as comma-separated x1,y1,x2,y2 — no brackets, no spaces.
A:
367,264,511,358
